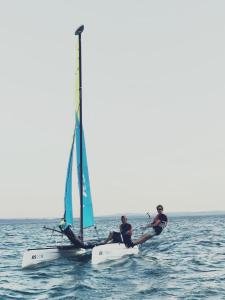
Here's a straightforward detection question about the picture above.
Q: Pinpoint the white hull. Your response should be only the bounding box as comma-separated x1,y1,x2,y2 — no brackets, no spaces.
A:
92,243,139,264
22,245,86,268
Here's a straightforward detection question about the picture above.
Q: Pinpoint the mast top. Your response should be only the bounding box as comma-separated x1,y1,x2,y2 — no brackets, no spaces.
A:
75,25,84,36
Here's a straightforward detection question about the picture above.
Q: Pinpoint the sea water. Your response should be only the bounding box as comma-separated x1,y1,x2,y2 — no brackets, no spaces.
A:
0,214,225,299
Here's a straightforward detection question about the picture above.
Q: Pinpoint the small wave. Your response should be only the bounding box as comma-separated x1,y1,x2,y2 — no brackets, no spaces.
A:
1,215,225,300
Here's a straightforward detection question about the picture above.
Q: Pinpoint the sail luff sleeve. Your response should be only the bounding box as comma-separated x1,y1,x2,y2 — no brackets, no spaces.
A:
75,115,94,228
75,36,94,229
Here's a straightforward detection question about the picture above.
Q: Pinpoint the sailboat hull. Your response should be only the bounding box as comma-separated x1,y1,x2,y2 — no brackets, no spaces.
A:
92,243,139,264
22,245,86,268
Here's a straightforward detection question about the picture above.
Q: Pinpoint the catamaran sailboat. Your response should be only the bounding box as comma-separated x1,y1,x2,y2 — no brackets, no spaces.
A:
22,25,138,268
22,25,96,268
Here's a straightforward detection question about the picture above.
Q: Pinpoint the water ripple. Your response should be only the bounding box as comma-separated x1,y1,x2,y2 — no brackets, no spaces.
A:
1,215,225,299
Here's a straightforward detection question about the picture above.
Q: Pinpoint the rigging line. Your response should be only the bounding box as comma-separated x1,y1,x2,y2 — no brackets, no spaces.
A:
43,226,63,235
94,225,101,242
132,212,152,234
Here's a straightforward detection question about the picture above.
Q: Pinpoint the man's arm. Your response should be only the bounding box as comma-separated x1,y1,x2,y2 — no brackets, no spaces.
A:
126,224,132,236
145,216,160,228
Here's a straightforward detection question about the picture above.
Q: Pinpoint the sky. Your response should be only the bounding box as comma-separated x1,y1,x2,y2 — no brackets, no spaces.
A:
0,0,225,218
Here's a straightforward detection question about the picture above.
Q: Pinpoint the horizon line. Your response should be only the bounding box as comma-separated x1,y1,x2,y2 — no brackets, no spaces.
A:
0,210,225,220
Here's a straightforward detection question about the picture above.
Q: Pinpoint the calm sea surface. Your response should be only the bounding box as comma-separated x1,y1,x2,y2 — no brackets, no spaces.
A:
0,214,225,299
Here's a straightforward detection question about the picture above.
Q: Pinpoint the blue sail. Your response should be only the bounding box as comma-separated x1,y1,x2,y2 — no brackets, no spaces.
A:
75,115,94,228
63,130,75,228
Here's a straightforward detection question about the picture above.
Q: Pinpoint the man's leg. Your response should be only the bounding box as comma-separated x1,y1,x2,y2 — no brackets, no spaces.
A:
104,231,114,244
64,226,83,247
132,233,154,246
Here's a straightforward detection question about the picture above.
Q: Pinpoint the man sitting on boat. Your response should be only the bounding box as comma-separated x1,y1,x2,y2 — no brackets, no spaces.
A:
59,219,94,249
132,205,168,246
104,215,133,247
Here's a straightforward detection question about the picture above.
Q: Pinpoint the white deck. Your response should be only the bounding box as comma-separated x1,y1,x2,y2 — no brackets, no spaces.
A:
22,245,86,268
92,243,139,264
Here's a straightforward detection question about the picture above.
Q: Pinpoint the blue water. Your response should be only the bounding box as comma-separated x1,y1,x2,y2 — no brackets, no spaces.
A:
1,215,225,299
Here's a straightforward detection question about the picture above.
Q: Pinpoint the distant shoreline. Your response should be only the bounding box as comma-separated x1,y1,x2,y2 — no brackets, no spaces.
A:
0,211,225,221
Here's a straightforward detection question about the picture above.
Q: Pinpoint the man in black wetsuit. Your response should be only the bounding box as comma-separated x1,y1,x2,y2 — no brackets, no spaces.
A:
104,215,133,247
132,205,168,246
59,219,94,249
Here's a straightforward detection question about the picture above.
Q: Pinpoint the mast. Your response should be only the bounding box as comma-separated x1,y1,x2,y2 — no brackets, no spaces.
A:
75,25,84,241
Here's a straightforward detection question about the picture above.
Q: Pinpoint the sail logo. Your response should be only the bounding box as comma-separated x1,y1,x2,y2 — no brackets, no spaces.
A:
82,174,87,198
32,254,44,260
